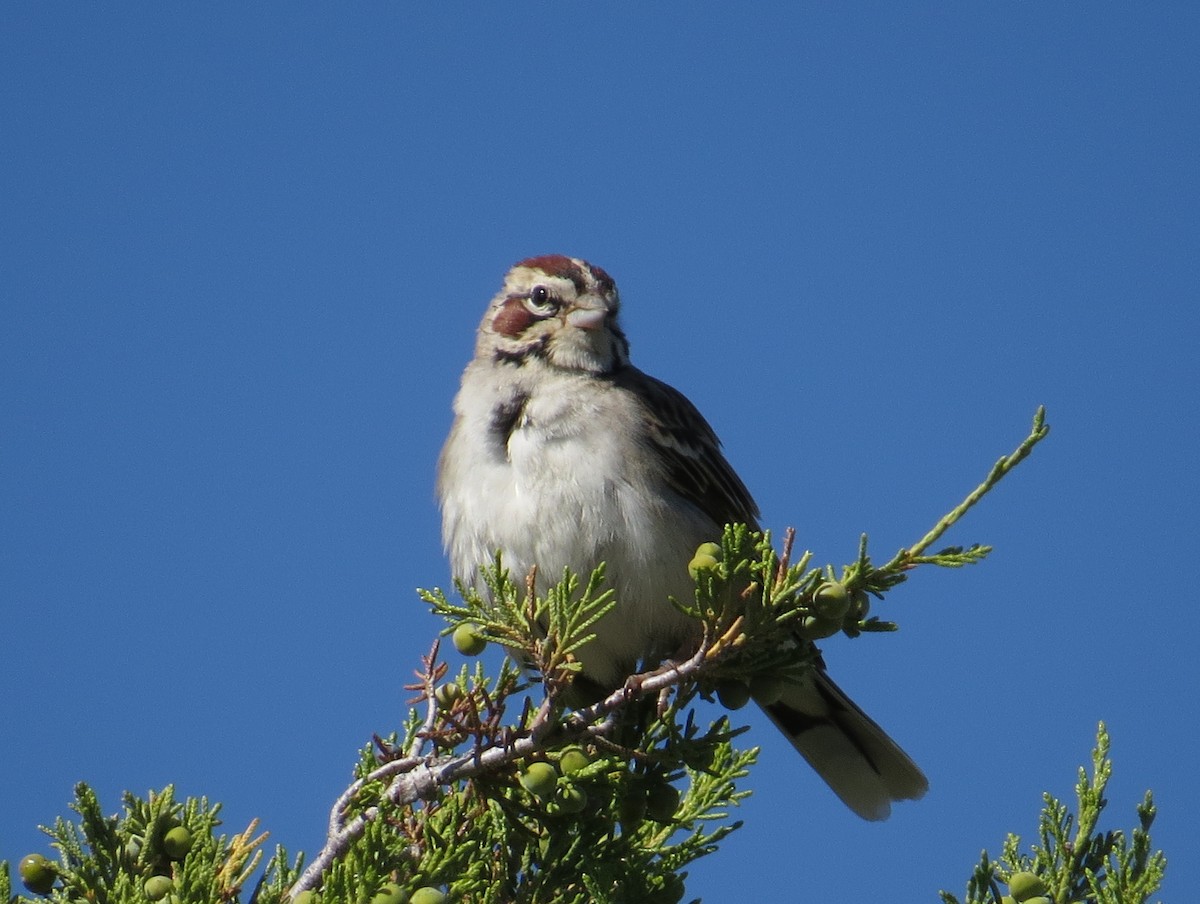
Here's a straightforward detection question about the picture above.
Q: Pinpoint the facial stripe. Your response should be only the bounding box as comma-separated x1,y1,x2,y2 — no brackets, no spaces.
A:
584,261,615,296
516,255,587,293
491,295,541,338
514,255,616,302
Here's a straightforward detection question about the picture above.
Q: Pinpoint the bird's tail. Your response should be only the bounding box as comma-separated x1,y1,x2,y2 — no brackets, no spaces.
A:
760,669,928,820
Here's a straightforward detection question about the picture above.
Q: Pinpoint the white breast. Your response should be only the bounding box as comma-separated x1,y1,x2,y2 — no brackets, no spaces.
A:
439,363,708,686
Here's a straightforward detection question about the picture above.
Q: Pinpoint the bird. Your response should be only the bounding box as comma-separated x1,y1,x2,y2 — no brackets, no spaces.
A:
437,254,928,820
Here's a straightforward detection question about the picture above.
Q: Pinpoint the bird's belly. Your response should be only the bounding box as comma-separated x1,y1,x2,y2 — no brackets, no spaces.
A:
453,429,707,686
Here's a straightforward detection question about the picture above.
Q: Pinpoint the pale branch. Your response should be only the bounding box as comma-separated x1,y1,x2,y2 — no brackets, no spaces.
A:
405,641,444,759
289,635,715,899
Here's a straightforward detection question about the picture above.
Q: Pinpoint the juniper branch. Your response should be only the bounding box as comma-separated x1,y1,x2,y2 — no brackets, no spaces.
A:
290,640,717,899
886,406,1050,568
940,722,1166,904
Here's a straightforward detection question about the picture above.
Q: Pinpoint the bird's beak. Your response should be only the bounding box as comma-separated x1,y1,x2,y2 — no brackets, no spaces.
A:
565,304,607,331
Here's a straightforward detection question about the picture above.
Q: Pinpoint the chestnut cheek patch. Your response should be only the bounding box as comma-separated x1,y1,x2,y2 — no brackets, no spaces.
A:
492,297,539,338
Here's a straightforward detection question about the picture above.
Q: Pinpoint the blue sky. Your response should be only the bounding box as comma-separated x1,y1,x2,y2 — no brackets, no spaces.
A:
2,4,1197,901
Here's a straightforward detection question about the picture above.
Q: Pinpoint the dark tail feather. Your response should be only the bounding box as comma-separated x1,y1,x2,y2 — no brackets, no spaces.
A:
761,670,928,820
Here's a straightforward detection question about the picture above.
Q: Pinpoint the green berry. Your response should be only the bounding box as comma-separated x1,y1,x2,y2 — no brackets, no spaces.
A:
18,853,55,895
124,835,144,863
293,892,320,904
716,679,751,710
163,825,194,860
452,623,487,656
645,782,682,822
695,542,722,559
681,743,716,772
688,552,720,579
519,761,559,799
558,745,591,774
1020,898,1050,904
750,674,787,705
553,782,588,813
812,581,851,619
618,783,648,827
371,882,410,904
144,876,174,901
434,682,462,707
1008,872,1047,901
409,888,448,904
796,613,843,640
850,589,871,619
648,873,687,904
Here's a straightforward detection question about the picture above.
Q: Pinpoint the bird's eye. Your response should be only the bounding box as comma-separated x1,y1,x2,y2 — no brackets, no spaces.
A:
528,285,556,312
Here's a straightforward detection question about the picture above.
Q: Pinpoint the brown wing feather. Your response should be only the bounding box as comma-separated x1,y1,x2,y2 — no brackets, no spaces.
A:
612,367,759,530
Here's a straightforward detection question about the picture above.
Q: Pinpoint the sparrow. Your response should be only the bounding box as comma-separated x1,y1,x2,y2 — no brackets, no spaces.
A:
437,254,927,819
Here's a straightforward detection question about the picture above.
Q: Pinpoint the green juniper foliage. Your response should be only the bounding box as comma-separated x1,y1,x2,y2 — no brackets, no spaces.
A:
4,408,1161,903
940,723,1166,904
2,783,292,904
